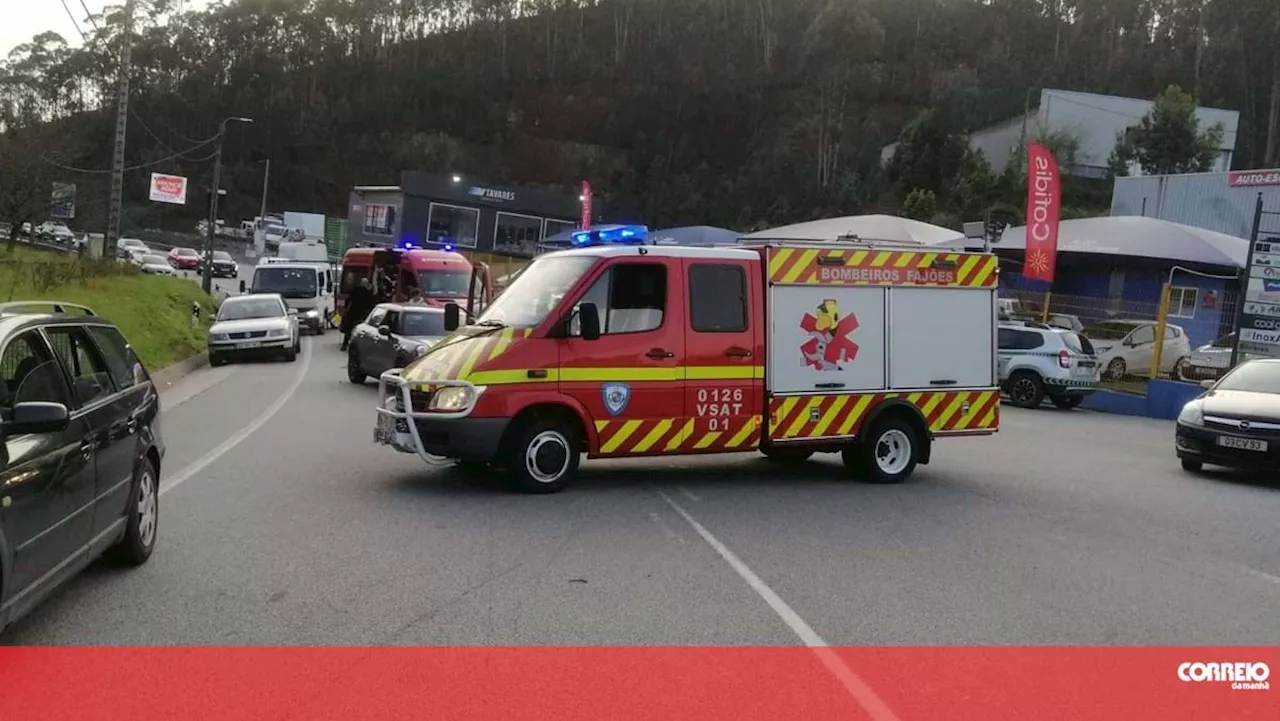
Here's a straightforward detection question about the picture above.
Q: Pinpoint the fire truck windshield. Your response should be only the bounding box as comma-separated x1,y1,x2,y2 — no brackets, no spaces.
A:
476,255,596,327
418,270,470,298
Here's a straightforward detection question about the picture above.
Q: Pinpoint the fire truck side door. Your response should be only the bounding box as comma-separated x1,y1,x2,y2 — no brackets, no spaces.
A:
559,256,686,457
682,259,762,451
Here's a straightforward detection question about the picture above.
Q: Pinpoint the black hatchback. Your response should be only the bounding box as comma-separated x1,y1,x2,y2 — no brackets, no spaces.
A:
0,302,164,632
1176,359,1280,473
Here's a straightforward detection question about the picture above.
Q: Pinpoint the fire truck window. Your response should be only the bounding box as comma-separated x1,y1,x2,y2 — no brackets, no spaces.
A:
689,264,747,332
569,264,666,335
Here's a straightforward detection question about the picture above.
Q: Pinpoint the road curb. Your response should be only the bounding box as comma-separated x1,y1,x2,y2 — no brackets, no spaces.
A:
150,351,210,391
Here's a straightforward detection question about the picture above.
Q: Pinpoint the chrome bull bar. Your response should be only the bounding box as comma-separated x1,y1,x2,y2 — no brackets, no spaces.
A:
374,369,484,466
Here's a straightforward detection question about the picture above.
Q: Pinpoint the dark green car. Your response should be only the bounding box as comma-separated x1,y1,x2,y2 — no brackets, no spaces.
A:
0,302,164,632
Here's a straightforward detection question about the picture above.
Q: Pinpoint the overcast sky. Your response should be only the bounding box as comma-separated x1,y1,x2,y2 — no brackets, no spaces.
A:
2,1,210,59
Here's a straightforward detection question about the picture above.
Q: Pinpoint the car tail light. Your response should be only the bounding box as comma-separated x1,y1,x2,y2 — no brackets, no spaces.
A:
1058,350,1070,369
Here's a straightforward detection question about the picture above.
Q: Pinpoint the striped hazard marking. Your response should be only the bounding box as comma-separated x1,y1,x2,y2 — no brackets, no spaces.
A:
593,416,762,456
768,390,999,441
767,247,998,288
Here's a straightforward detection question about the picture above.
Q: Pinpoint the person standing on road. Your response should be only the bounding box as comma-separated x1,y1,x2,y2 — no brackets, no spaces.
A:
341,277,375,351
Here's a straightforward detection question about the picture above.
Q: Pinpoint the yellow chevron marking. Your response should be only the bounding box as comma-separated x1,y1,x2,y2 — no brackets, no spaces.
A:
836,394,875,436
780,250,819,284
916,252,937,268
918,392,947,422
810,395,849,437
784,399,819,438
893,252,916,268
665,419,695,451
768,249,793,278
870,251,892,267
771,397,800,433
933,392,971,431
970,256,999,287
725,417,758,448
600,419,643,454
631,419,674,453
694,431,722,449
488,327,516,360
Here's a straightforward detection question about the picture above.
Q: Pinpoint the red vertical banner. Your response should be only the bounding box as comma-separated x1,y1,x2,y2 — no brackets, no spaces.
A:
580,181,593,231
1024,143,1061,283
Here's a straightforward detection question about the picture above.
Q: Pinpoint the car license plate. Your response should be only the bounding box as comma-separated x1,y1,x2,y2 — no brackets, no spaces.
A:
235,341,260,349
1078,360,1096,368
1217,436,1267,452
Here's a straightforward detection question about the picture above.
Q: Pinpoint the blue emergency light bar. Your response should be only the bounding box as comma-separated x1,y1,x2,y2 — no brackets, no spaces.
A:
570,225,649,247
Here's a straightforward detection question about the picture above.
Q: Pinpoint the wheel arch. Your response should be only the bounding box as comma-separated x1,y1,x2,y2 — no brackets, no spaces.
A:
497,402,592,458
862,398,932,465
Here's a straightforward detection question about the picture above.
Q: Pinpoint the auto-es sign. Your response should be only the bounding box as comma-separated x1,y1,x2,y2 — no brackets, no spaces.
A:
467,186,516,202
1229,169,1280,187
149,173,188,205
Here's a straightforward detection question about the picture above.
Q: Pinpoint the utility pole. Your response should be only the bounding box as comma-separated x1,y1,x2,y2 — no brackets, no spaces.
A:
203,117,252,294
258,158,270,223
105,0,135,257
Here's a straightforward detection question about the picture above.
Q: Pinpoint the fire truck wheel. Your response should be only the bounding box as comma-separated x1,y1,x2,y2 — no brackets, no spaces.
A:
845,417,918,484
761,447,814,464
508,417,581,494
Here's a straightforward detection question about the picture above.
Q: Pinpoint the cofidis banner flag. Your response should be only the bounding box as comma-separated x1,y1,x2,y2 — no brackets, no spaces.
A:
1024,143,1061,283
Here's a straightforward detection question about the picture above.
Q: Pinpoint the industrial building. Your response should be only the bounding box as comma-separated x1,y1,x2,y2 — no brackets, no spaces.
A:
1110,169,1280,240
883,89,1239,179
347,172,582,258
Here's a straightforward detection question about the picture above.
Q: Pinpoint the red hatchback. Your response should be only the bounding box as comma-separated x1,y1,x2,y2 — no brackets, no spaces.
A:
168,247,200,270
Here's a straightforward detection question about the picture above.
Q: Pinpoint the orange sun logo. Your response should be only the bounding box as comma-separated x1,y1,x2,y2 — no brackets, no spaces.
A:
1027,249,1050,276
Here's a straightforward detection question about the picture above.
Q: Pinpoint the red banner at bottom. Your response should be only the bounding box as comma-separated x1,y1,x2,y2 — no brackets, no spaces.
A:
2,647,1276,719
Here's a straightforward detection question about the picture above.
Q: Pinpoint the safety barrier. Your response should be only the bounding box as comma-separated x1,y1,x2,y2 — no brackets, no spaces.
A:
1080,379,1203,420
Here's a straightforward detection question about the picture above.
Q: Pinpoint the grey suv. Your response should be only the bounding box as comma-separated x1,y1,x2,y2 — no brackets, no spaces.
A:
0,302,164,632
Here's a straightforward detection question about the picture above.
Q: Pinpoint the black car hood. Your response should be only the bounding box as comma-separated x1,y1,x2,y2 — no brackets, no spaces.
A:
1199,389,1280,420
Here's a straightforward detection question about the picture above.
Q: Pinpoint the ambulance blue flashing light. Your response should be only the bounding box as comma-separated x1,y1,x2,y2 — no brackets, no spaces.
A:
570,225,650,247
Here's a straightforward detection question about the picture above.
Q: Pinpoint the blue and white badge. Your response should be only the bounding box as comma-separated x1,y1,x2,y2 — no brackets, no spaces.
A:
602,382,631,416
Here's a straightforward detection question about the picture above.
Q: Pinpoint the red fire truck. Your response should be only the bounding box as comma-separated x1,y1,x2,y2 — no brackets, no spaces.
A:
338,246,493,319
374,225,1000,493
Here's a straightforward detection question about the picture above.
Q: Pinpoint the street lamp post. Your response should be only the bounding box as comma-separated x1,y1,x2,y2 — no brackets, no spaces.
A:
203,116,253,294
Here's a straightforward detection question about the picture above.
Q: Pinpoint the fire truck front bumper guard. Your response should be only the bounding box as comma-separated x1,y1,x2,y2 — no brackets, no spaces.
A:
375,370,504,465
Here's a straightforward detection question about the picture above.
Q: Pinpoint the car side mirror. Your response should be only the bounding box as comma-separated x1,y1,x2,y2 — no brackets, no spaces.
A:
1200,379,1214,389
378,325,392,337
578,302,601,341
444,302,460,331
7,401,70,435
288,308,298,316
239,280,246,293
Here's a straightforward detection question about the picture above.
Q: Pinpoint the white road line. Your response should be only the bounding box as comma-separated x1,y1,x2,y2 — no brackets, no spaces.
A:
678,486,702,503
159,340,312,496
648,512,686,545
657,491,900,721
161,365,238,410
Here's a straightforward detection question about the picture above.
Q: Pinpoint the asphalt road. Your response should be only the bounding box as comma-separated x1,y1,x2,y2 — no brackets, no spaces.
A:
5,337,1280,645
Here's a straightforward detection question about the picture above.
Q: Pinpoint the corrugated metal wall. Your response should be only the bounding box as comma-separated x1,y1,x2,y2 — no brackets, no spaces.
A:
1111,173,1280,240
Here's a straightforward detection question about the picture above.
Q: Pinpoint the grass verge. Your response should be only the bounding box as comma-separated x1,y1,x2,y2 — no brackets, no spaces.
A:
0,245,218,370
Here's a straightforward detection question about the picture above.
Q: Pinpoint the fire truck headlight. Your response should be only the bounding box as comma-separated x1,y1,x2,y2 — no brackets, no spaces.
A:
429,386,473,412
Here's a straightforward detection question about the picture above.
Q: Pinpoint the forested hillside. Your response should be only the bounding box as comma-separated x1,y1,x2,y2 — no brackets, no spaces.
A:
2,0,1278,233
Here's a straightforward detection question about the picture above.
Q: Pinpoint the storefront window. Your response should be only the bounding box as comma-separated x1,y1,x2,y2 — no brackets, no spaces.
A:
544,218,576,239
493,212,544,258
363,204,397,235
427,203,480,248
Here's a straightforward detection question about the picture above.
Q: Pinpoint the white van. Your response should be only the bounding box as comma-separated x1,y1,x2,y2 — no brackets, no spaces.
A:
250,262,335,334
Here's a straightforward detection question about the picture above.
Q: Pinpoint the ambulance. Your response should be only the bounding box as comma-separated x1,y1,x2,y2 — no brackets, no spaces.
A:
373,225,1000,493
338,244,494,324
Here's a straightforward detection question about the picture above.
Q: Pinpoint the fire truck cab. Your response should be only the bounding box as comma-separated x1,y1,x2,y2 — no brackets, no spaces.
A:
374,225,1000,493
339,246,493,319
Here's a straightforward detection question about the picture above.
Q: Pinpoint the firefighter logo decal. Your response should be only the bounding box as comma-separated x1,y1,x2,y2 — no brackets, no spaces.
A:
800,299,859,371
602,382,631,416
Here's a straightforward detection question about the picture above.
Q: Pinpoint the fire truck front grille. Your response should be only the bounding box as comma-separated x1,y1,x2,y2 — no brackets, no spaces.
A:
409,390,434,413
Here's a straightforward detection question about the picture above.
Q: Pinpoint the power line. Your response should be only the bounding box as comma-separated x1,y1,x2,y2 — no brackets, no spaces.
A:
41,131,220,174
58,0,87,40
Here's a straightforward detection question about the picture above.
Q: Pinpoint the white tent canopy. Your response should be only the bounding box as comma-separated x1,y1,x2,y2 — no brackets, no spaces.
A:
937,215,1249,268
741,214,963,245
